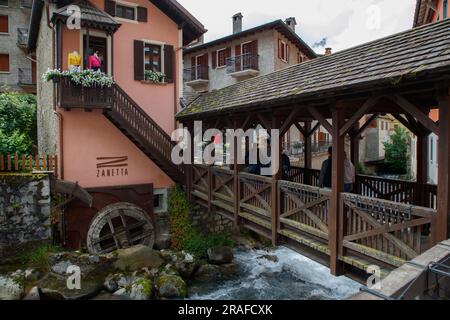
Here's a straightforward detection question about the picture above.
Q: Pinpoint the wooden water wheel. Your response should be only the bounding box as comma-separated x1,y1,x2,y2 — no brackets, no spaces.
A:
86,202,155,254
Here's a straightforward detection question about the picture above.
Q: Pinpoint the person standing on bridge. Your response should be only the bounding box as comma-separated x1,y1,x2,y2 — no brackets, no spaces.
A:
319,147,333,189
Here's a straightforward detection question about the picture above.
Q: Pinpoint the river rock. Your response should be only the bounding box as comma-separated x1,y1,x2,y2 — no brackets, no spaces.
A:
156,275,187,299
24,268,42,282
23,286,41,300
114,245,164,271
207,246,234,265
219,263,240,278
0,275,24,300
104,275,119,293
194,264,223,282
258,255,279,263
129,278,153,300
48,251,114,277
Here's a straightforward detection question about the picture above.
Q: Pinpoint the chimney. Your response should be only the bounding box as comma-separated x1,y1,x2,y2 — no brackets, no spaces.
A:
325,48,332,55
285,17,297,32
232,13,243,34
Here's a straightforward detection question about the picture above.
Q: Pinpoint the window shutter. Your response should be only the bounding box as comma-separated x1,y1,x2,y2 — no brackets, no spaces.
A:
212,50,217,69
134,40,144,81
251,40,258,56
286,44,290,62
226,47,231,59
164,44,174,83
137,7,148,22
235,45,241,71
235,44,241,56
104,0,116,16
0,16,8,33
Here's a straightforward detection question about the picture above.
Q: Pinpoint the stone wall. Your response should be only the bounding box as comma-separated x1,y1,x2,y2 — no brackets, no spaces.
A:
0,174,52,253
191,207,234,234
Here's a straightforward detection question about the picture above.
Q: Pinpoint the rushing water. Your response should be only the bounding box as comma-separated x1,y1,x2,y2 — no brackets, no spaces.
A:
189,247,361,300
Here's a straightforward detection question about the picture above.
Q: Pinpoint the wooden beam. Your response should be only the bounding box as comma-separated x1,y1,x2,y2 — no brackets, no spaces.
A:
339,97,380,137
304,121,312,185
392,95,439,135
330,107,345,276
435,87,450,243
257,113,272,131
307,107,333,134
294,122,306,137
280,108,301,135
308,122,321,138
355,114,378,138
392,114,419,136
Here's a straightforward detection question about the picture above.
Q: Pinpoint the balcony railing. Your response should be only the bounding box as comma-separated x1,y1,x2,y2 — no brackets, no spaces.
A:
183,65,209,82
18,68,35,86
58,77,113,109
17,28,28,47
226,54,259,74
20,0,33,8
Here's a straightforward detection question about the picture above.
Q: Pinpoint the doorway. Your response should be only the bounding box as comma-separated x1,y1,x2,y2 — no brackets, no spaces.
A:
83,35,108,73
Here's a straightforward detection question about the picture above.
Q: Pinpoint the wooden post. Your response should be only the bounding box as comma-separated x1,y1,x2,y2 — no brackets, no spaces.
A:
304,121,312,185
207,165,213,213
186,124,194,202
416,131,428,207
233,120,241,228
435,87,450,243
271,117,282,246
330,107,345,276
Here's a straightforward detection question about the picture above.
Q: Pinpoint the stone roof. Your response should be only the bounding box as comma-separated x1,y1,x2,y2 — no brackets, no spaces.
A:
177,19,450,119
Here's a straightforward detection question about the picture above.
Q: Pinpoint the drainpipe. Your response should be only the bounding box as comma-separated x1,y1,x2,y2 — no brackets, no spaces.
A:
54,111,64,180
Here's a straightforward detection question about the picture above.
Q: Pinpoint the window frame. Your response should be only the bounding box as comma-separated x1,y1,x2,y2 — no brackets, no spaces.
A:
279,40,289,63
144,42,163,73
115,2,137,21
297,52,305,64
0,0,8,7
444,0,448,20
0,53,10,73
0,15,9,34
216,47,227,68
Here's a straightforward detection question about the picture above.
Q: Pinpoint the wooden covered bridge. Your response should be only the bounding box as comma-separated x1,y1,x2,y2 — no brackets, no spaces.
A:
176,19,450,277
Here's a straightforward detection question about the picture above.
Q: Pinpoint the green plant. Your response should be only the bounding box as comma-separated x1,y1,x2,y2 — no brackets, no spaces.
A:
19,244,60,271
0,92,37,154
42,68,114,87
144,70,165,83
167,186,235,258
383,127,409,174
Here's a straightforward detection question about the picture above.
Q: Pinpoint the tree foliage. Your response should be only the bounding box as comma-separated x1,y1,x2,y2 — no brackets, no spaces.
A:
0,92,37,154
383,127,409,174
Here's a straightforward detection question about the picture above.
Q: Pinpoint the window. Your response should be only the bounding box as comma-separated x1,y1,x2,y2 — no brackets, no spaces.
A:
0,0,8,6
297,53,305,64
0,15,8,33
217,48,227,67
144,43,162,72
278,39,289,63
444,0,448,19
116,4,136,20
0,54,9,72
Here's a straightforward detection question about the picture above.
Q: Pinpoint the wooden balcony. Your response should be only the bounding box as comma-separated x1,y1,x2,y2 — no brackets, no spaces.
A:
57,77,113,110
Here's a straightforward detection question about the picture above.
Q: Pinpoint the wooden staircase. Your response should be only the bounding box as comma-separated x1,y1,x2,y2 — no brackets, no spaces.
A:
103,84,185,184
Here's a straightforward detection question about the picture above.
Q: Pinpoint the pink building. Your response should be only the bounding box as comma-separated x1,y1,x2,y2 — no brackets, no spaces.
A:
28,0,205,250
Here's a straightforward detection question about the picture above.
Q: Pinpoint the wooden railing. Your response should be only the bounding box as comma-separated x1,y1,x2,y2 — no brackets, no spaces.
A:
287,167,320,186
0,154,58,177
58,77,113,109
341,193,436,267
278,181,331,246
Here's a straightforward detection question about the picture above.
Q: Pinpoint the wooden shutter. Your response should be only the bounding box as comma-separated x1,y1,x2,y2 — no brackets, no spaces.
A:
286,44,289,63
226,47,231,60
137,7,148,22
211,50,217,69
235,44,241,71
0,15,8,33
104,0,116,16
134,40,144,81
278,39,282,59
0,54,9,72
164,44,174,83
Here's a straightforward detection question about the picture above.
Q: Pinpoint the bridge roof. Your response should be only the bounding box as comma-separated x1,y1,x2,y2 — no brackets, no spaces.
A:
177,19,450,120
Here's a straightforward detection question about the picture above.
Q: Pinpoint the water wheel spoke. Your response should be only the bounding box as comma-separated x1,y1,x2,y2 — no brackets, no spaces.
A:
90,220,148,245
128,230,154,244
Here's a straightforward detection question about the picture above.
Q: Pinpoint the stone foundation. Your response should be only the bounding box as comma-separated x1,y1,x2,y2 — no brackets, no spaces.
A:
191,206,234,234
0,174,52,255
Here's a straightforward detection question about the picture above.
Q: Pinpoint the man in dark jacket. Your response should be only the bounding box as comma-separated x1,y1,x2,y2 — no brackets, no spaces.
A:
319,147,332,188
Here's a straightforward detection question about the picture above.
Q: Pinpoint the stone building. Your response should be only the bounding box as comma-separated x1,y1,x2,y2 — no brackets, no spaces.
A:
0,0,36,93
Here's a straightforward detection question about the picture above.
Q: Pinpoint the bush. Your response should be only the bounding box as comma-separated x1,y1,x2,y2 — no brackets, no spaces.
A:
0,92,37,154
167,186,235,258
383,127,409,174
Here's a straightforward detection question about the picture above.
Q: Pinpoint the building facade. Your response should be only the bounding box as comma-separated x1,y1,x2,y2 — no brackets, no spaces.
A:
28,0,205,248
0,0,36,93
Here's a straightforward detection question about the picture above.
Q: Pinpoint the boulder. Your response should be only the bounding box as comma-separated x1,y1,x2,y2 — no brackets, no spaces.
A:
156,275,187,299
207,246,234,265
194,264,223,283
0,275,23,300
23,286,41,300
129,278,153,300
257,254,279,263
114,245,164,271
104,275,119,293
24,269,42,282
219,263,240,278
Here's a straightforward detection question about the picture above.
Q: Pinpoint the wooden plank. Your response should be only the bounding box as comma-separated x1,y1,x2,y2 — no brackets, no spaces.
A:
14,154,19,171
392,94,439,135
280,217,329,240
343,241,406,268
7,154,11,171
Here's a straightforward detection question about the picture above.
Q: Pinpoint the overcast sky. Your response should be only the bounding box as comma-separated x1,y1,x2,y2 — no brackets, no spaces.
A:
179,0,417,54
